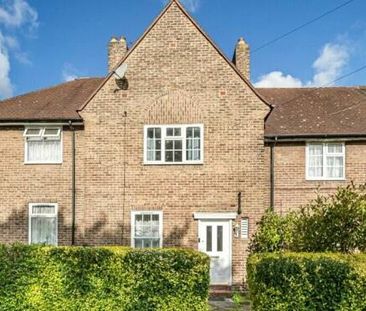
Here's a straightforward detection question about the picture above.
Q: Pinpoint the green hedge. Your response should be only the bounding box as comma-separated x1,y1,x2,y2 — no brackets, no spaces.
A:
248,253,366,311
0,244,210,311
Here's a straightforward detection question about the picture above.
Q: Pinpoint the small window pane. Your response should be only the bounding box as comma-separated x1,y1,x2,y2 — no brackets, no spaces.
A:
25,128,42,136
167,128,174,136
194,128,200,138
174,140,182,149
206,226,212,252
327,144,343,154
155,128,161,138
166,140,173,150
165,151,173,162
174,128,181,136
174,151,182,162
187,128,193,138
147,129,154,139
217,226,223,252
44,128,60,137
135,239,143,248
32,205,56,215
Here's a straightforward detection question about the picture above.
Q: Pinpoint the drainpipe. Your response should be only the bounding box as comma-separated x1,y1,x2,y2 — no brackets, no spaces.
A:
270,137,277,210
69,121,76,245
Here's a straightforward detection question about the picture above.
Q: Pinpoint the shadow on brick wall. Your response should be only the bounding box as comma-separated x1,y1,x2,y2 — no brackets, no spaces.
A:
0,210,194,249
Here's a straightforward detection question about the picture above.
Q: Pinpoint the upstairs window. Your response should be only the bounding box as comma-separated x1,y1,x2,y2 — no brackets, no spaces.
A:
24,127,62,164
29,203,58,245
144,124,203,164
306,142,345,180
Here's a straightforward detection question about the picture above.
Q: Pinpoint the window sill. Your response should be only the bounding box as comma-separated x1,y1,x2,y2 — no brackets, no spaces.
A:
306,178,346,182
24,162,63,165
143,161,204,166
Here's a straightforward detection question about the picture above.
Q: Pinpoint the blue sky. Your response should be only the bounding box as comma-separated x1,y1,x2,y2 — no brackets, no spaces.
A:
0,0,365,98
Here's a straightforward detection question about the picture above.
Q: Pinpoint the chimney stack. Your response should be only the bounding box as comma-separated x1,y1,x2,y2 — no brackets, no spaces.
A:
108,36,127,72
233,37,250,80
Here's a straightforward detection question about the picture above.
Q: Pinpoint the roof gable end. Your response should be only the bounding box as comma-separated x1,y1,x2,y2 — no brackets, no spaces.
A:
78,0,270,111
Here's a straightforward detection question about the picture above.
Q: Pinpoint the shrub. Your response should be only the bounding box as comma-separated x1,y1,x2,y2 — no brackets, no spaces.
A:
250,184,366,254
0,244,210,311
249,209,295,253
294,184,366,253
248,252,366,311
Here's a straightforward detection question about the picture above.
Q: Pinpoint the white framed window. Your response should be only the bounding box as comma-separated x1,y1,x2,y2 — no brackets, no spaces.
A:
24,127,62,164
144,124,203,164
29,203,58,246
306,142,345,180
131,211,163,248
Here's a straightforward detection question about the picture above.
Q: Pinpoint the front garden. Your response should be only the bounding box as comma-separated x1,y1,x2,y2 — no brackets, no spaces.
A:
248,183,366,311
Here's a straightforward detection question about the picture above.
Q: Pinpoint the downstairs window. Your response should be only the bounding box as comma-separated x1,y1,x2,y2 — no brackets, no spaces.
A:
131,211,163,248
29,203,58,245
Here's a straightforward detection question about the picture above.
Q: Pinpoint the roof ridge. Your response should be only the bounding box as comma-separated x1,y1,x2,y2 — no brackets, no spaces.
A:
257,86,366,90
0,77,103,104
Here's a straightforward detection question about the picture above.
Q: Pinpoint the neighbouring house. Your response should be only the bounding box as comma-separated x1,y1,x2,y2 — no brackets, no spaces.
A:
0,0,365,289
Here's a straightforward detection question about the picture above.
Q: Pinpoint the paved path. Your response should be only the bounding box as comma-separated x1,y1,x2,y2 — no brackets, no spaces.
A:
209,299,251,310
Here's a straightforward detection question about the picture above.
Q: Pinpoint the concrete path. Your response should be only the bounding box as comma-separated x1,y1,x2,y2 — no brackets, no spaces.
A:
209,299,251,310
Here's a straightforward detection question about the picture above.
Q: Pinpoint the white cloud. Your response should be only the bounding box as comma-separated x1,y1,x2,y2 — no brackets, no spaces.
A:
0,0,38,29
0,33,13,97
311,43,349,86
62,63,79,82
0,0,38,99
254,42,350,88
254,71,303,88
180,0,200,12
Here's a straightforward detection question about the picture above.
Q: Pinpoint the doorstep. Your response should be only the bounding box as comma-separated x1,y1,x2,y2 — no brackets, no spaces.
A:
209,285,232,298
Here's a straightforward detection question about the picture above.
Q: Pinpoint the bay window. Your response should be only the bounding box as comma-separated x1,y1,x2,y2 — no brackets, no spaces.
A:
144,124,203,164
306,142,345,180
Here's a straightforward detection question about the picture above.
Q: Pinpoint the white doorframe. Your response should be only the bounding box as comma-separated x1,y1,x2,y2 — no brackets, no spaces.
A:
194,212,236,286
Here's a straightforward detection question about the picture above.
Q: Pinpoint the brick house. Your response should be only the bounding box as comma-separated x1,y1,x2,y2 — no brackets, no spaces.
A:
0,0,365,288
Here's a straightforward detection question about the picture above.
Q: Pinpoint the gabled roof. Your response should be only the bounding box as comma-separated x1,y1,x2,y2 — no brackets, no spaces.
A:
0,78,103,122
78,0,271,111
260,86,366,138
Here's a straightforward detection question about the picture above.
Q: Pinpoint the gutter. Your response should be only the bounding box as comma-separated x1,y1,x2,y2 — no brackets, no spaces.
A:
0,121,83,127
265,134,366,143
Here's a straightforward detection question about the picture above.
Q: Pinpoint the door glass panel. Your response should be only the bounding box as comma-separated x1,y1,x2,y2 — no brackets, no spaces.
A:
206,226,212,252
217,225,223,252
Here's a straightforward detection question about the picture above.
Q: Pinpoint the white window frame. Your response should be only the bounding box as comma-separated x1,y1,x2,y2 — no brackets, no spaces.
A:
143,124,204,165
24,126,63,164
131,211,163,248
306,142,346,181
28,203,58,246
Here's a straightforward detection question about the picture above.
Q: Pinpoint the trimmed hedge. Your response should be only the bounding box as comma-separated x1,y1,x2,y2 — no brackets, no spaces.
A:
0,244,210,311
248,253,366,311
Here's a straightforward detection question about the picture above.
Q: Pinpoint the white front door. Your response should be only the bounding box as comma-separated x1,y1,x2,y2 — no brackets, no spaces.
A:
198,220,232,285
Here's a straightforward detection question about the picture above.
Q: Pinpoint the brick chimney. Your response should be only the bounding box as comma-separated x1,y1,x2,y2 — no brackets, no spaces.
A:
108,36,127,72
233,37,250,80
